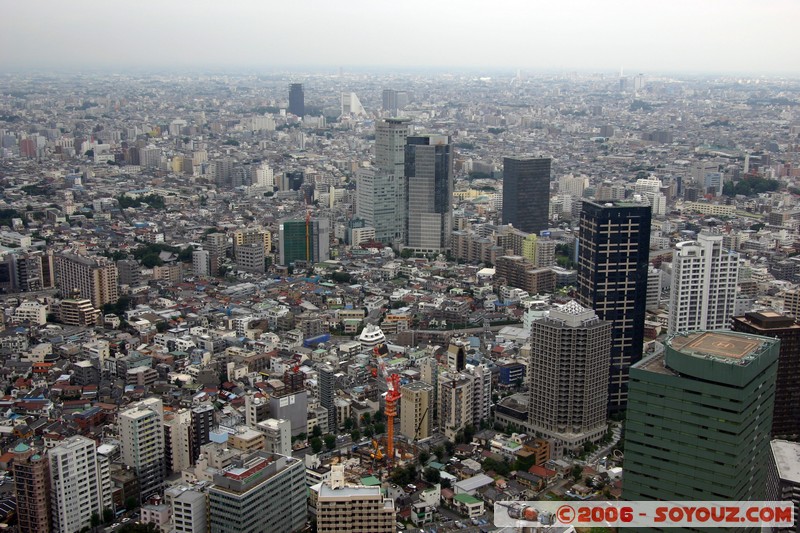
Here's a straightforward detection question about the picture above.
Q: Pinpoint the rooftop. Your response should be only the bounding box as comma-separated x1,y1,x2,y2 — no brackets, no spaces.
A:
771,440,800,484
669,331,766,362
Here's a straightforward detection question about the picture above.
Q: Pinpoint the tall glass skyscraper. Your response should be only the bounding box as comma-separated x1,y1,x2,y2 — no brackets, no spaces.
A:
288,83,304,117
357,118,410,244
577,199,651,413
502,156,551,235
404,134,453,253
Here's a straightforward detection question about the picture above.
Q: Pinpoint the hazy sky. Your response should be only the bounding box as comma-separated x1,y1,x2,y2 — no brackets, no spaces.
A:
1,0,798,75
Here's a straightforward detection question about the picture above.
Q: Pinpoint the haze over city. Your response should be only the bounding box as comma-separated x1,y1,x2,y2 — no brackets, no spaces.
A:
2,0,800,75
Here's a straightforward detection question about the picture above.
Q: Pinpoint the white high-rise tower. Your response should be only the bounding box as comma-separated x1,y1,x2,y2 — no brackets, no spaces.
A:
668,230,740,335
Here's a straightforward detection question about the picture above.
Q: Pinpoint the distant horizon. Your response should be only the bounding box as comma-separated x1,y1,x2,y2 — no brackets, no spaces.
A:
2,0,799,78
1,64,799,80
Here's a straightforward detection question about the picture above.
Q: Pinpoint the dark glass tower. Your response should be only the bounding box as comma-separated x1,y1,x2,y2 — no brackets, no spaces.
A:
577,199,651,413
732,310,800,439
404,135,453,253
289,83,304,116
502,156,551,235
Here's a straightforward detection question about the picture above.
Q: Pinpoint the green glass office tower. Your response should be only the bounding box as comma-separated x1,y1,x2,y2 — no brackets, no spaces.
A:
623,331,779,531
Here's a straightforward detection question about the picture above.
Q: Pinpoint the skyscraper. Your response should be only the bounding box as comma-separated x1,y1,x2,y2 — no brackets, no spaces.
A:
577,199,651,412
49,436,105,533
404,134,453,253
288,83,304,117
623,331,778,512
12,443,50,533
357,118,410,244
502,156,551,235
119,397,165,500
528,301,612,449
668,230,739,335
732,310,800,439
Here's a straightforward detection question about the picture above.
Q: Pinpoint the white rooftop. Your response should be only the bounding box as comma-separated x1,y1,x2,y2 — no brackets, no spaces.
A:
771,439,800,483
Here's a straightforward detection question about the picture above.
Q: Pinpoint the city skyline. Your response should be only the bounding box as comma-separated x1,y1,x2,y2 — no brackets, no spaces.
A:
1,1,799,76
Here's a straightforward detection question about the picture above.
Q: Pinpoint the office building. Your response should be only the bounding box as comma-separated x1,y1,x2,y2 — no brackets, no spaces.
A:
119,398,165,500
768,439,800,533
232,228,271,255
316,465,395,533
54,253,118,309
235,242,265,273
624,331,778,509
404,134,454,253
577,199,652,412
208,452,306,533
668,230,739,335
732,311,800,438
340,92,366,116
528,301,612,449
438,372,473,441
382,89,409,116
502,156,551,235
399,381,433,441
357,118,410,244
288,83,304,117
12,442,50,533
278,218,330,266
49,436,104,533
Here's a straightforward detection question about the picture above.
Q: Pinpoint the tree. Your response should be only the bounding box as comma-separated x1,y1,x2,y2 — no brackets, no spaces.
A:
418,450,430,465
351,429,360,441
361,412,371,425
363,425,374,438
140,252,162,268
444,440,455,457
91,512,101,529
312,424,322,439
310,437,323,454
125,496,138,511
103,507,115,524
344,417,353,430
433,445,446,461
424,467,441,483
571,465,583,482
324,434,336,450
374,422,385,434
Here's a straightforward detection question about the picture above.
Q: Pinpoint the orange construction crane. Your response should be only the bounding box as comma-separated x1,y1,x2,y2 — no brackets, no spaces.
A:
373,343,402,467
